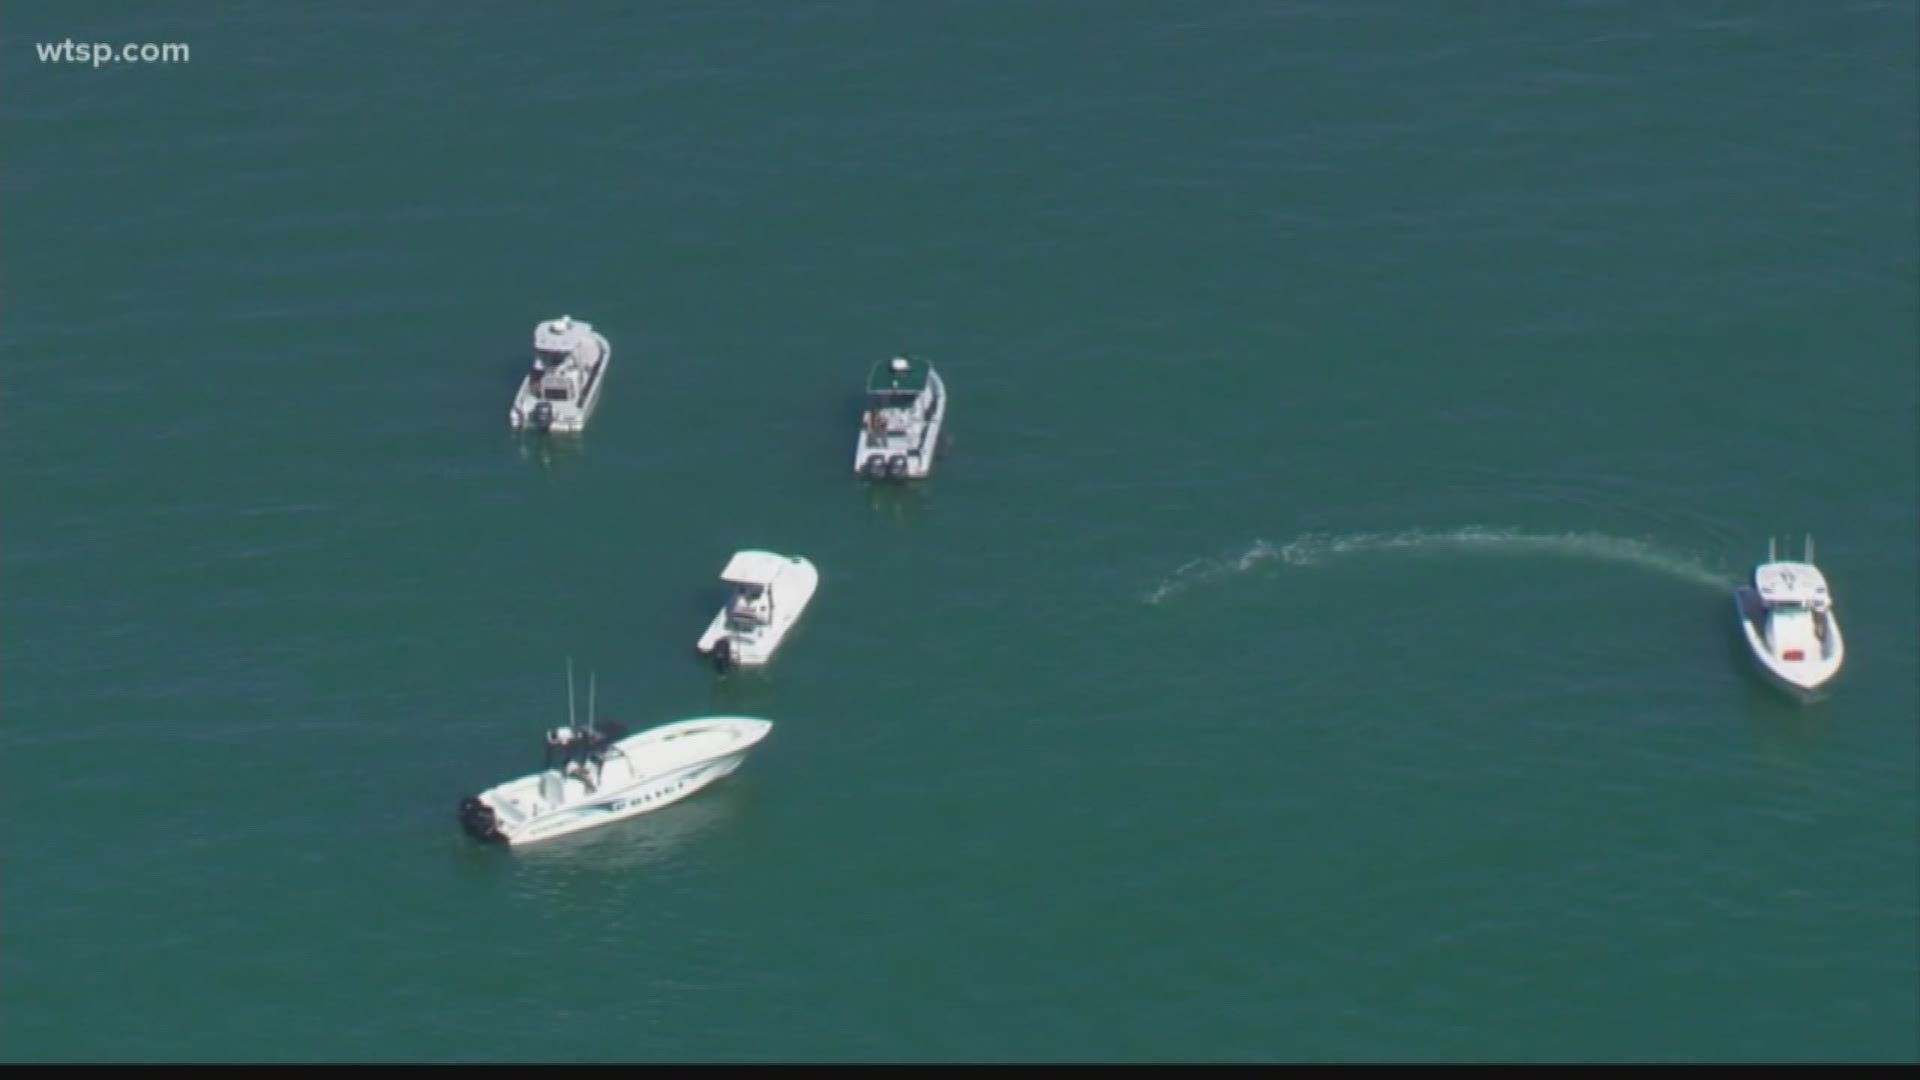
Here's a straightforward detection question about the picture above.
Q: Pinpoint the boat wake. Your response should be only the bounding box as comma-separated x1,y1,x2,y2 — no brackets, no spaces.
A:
1142,527,1737,604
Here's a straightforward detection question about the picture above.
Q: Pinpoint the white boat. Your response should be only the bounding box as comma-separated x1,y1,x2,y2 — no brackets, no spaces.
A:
508,315,611,433
459,665,772,847
1734,537,1844,698
695,550,820,671
854,356,947,480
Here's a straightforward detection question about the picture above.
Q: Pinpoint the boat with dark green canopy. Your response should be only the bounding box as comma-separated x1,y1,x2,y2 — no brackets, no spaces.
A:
854,356,948,480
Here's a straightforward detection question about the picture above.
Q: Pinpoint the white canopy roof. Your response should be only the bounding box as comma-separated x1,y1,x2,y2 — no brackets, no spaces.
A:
534,315,593,354
1755,562,1830,604
720,550,791,587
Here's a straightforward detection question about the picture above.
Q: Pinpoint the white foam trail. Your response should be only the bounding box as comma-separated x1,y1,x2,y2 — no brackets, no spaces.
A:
1142,527,1738,604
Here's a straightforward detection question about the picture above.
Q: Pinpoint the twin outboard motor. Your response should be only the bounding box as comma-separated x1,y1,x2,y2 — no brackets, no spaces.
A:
863,453,910,479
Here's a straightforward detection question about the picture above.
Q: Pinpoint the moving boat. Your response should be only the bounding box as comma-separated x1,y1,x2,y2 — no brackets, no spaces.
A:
1733,536,1844,698
458,664,772,846
854,356,947,480
694,550,820,671
508,315,611,433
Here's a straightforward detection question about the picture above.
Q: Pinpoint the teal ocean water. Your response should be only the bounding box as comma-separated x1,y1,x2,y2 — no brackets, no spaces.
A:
3,1,1916,1063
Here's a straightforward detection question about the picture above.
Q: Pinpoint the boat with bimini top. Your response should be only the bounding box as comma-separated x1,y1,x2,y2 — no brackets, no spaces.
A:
854,355,946,480
694,550,820,672
1733,536,1844,698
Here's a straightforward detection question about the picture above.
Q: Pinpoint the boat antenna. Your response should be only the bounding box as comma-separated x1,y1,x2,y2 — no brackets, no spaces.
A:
567,656,577,731
587,669,597,736
1806,534,1815,564
1768,537,1777,563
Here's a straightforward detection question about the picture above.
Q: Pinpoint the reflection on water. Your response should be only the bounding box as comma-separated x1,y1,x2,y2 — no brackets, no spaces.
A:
706,670,783,716
1723,630,1839,754
514,432,589,471
1737,670,1839,754
862,479,929,526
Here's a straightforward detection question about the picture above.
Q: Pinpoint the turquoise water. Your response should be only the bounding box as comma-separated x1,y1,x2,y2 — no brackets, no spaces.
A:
3,1,1915,1062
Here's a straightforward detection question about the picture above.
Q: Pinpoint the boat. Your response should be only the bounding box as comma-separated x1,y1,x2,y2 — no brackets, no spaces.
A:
694,550,820,671
1733,537,1844,698
508,315,611,433
854,355,947,480
459,663,773,847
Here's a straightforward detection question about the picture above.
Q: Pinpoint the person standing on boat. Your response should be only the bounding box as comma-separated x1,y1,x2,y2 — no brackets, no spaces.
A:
544,726,576,770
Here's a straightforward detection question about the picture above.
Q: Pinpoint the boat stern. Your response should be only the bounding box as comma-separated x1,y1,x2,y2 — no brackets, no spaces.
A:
508,381,536,430
854,427,906,480
458,794,508,844
701,630,775,671
695,612,743,670
854,431,933,481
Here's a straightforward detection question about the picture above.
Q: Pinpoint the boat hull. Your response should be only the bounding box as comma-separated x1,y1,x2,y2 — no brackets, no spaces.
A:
495,754,746,847
1733,588,1843,699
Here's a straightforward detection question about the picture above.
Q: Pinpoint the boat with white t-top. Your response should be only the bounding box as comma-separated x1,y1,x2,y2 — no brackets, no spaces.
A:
1733,536,1844,699
694,550,820,671
507,315,611,433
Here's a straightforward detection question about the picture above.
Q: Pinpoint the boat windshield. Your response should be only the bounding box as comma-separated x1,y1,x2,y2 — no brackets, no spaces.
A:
868,388,918,410
728,588,768,623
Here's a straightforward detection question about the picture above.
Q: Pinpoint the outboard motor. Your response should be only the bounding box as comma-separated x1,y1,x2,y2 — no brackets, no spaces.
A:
886,454,909,479
458,796,503,843
711,637,735,673
530,400,555,432
862,453,887,478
